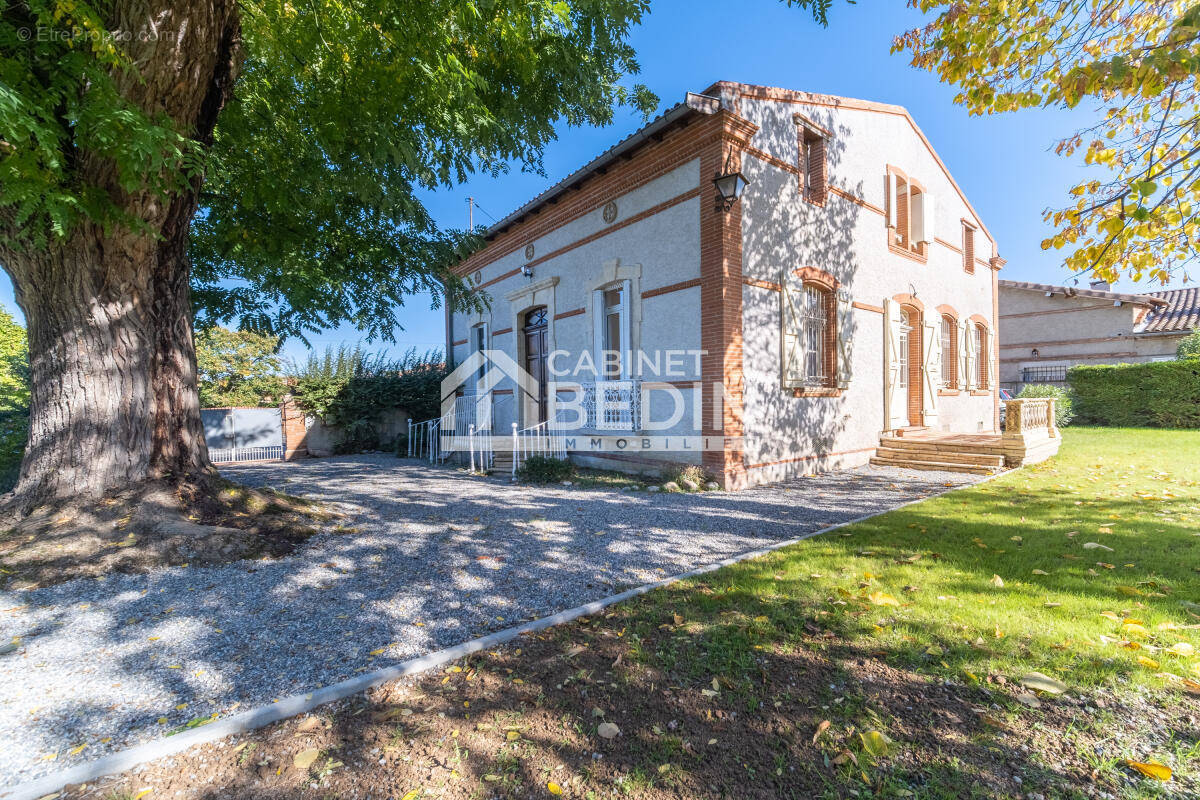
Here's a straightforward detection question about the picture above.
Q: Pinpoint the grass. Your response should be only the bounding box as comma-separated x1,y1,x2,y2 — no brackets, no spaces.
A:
82,428,1200,800
636,426,1200,693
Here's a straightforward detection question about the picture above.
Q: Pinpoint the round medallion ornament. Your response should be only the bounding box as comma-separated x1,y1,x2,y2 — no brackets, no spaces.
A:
602,201,618,224
473,270,482,285
524,243,535,260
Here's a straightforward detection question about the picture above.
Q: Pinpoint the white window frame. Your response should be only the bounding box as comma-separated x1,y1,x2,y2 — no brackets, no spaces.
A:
593,280,632,381
471,322,489,393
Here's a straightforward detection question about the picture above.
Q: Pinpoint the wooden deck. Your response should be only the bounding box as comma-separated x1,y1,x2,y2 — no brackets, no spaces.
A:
871,421,1061,474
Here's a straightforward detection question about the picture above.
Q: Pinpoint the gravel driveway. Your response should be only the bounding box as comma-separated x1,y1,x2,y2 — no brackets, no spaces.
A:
0,456,981,787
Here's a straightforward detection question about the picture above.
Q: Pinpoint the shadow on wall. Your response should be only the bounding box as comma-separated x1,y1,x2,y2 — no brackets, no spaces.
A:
739,111,862,470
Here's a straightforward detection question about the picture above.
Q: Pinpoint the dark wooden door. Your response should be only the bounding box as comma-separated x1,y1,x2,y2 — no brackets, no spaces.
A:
523,307,549,423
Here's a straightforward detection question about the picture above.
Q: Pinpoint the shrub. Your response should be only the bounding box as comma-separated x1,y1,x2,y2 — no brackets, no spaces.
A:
1068,360,1200,428
661,463,710,489
1016,384,1074,427
1178,330,1200,360
517,455,574,483
290,345,447,454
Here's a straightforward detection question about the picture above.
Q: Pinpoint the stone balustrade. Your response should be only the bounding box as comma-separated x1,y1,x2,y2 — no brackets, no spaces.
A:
1000,397,1061,466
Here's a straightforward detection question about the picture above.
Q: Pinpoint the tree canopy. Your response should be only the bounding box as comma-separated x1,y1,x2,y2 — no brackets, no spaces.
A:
2,0,665,341
896,0,1200,285
195,326,285,407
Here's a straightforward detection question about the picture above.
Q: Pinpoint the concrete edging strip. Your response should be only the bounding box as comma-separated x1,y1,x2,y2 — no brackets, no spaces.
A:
5,473,1000,800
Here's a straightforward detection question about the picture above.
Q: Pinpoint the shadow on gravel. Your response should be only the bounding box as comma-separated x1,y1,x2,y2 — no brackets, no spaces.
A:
1,456,975,786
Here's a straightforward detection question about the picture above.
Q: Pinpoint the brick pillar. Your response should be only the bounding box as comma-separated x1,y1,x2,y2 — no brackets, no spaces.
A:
699,109,758,490
280,396,309,460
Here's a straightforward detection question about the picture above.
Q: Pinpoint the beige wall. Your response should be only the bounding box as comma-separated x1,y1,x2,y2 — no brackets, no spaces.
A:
735,94,998,485
998,288,1184,388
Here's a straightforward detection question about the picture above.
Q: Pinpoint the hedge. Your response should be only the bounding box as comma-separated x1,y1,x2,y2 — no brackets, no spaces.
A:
1067,360,1200,428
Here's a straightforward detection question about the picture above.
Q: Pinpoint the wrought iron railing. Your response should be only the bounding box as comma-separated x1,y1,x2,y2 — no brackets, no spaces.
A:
556,380,640,431
1022,365,1068,383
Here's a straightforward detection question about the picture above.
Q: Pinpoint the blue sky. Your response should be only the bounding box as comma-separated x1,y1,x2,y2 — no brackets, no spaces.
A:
1,1,1190,363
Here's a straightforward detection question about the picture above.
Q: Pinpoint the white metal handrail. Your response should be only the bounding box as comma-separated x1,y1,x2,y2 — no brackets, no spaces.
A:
407,416,443,462
509,420,568,478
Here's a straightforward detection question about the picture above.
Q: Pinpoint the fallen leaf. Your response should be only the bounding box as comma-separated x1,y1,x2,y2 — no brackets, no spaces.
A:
1083,542,1113,551
1138,655,1161,669
1014,692,1042,708
547,781,564,795
293,749,321,771
990,574,1005,588
812,719,830,745
1167,643,1195,657
1019,672,1067,694
859,730,892,757
597,722,620,739
868,591,900,607
1124,760,1171,781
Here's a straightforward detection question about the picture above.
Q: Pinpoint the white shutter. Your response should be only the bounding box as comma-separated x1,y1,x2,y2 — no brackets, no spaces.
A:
592,290,605,380
963,321,977,391
883,298,906,429
987,330,997,390
835,289,853,389
886,174,897,229
619,279,632,379
922,318,940,423
780,273,806,388
919,193,935,244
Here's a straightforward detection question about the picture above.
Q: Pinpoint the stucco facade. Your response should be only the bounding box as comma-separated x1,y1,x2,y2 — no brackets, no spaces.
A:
447,82,1002,488
998,280,1196,390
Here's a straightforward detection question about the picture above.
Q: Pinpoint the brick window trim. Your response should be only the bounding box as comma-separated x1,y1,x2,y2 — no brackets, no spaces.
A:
969,313,991,389
962,219,978,274
886,166,928,263
794,113,829,207
786,266,840,395
936,303,959,391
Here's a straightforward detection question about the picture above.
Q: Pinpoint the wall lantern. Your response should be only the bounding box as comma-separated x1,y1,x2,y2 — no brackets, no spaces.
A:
712,148,749,211
1031,348,1039,358
521,264,534,279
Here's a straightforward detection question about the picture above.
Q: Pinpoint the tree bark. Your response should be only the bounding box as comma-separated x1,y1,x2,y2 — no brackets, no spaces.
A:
1,2,241,508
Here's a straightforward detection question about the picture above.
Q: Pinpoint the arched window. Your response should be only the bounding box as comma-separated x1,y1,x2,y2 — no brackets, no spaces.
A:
974,322,989,389
801,284,832,386
941,315,957,389
781,268,842,393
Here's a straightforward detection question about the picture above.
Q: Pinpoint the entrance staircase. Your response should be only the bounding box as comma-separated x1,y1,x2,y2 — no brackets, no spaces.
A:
870,430,1006,475
870,398,1063,475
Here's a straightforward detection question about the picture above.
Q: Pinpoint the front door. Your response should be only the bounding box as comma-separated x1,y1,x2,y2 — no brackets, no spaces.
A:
523,307,549,423
898,311,912,427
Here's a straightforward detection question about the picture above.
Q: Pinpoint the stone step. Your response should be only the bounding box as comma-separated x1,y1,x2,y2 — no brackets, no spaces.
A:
878,437,1007,456
869,457,999,475
874,446,1004,467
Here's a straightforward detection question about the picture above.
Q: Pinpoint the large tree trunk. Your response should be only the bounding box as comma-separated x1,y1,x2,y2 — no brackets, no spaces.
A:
1,2,241,509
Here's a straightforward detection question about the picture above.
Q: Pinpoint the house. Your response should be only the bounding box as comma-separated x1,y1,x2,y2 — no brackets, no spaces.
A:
998,280,1200,391
440,82,1060,489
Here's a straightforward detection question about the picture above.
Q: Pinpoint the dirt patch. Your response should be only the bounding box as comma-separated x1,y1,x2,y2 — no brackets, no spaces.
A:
0,477,341,590
66,600,1200,800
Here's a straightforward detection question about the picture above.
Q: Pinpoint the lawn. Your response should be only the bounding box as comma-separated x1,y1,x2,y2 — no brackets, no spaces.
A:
75,428,1200,800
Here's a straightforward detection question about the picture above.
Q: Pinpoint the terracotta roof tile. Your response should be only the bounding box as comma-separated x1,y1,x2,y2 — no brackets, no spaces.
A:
1143,287,1200,333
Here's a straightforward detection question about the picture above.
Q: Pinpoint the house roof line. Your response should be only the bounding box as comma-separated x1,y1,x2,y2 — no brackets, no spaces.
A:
477,100,699,241
998,278,1170,307
709,81,998,257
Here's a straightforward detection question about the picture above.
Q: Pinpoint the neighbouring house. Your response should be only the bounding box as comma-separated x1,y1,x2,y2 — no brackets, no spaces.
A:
440,82,1060,489
998,280,1200,391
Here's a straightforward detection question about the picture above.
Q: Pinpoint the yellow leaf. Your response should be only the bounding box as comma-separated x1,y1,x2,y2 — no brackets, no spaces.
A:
1137,655,1160,669
859,730,892,757
506,731,520,741
1125,760,1171,780
1100,611,1120,621
68,743,86,756
369,648,385,656
1018,672,1068,694
868,591,900,607
1167,643,1195,657
547,781,564,796
294,749,322,770
401,791,421,800
1122,622,1149,637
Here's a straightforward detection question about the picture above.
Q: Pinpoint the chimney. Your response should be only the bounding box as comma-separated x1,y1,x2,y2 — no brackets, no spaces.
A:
1089,279,1111,291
